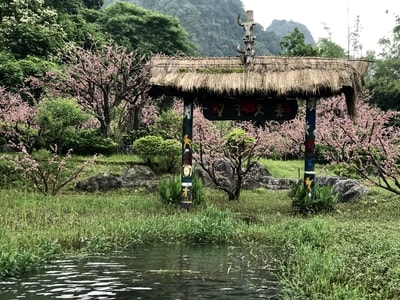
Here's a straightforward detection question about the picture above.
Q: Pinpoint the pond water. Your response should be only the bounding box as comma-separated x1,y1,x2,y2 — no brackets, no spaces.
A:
0,243,280,299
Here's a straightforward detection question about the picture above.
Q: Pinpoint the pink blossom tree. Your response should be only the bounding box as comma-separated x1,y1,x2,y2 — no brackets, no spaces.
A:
39,44,150,137
0,87,38,152
275,115,306,160
279,94,400,195
14,145,98,196
348,120,400,194
172,100,273,201
316,95,387,165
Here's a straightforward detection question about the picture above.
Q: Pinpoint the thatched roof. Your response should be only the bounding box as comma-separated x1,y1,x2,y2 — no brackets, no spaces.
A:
148,54,369,116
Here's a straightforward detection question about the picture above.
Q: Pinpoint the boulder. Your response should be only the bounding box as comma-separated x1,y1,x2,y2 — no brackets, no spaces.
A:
74,173,122,192
315,176,368,202
75,163,368,202
194,160,297,190
75,165,159,192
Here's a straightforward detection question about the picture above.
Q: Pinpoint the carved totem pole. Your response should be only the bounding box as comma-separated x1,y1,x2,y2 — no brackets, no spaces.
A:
181,97,193,210
237,10,256,64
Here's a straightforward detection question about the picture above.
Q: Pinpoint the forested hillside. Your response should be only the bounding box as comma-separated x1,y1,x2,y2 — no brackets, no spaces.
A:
267,20,315,45
102,0,314,56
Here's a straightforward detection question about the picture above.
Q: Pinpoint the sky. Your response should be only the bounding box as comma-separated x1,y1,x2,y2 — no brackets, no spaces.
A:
241,0,400,55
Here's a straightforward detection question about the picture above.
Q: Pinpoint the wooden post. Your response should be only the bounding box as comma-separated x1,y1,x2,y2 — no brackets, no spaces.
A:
181,97,193,209
304,97,316,197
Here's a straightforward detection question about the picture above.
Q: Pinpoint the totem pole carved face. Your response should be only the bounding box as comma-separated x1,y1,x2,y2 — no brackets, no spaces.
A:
237,11,256,63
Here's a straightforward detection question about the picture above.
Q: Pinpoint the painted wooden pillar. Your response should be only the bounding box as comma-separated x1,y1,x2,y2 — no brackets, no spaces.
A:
304,97,317,197
181,97,193,210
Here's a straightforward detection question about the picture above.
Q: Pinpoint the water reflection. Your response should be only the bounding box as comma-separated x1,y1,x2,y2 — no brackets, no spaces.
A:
0,244,279,299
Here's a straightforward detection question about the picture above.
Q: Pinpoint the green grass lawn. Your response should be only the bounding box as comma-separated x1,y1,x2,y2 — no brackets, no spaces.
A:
260,158,336,179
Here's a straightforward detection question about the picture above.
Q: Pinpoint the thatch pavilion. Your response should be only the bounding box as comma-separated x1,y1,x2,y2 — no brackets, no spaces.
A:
148,55,369,117
146,13,369,209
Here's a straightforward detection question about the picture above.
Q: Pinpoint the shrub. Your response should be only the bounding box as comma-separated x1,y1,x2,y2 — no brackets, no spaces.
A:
150,110,182,140
133,135,180,174
328,163,362,179
0,156,22,188
159,174,204,206
290,181,338,215
133,135,163,167
159,139,181,173
65,129,118,155
37,97,92,152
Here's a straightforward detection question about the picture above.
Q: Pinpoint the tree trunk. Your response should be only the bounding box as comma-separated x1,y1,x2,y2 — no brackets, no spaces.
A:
120,107,141,133
100,120,111,138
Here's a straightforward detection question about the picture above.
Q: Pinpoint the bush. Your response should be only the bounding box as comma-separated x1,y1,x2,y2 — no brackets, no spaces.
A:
290,181,338,215
159,139,181,173
0,156,22,188
328,163,362,179
37,97,92,152
159,174,204,206
118,128,149,151
65,129,118,155
133,135,180,174
150,110,182,140
133,135,163,166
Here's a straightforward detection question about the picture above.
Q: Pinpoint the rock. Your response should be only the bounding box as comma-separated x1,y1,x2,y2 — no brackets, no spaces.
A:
315,176,368,202
75,173,122,192
75,165,159,192
121,165,159,189
75,163,367,203
194,160,296,190
122,164,157,181
193,158,233,189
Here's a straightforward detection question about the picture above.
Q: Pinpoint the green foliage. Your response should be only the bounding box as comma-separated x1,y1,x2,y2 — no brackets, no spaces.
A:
0,52,59,91
44,0,84,14
82,0,104,10
37,97,90,128
290,181,338,215
65,129,118,155
280,28,318,56
317,38,346,58
0,156,21,188
150,110,182,140
133,135,163,166
329,163,362,179
224,127,255,154
0,0,66,59
159,139,181,173
366,17,400,111
0,240,61,277
0,51,23,88
95,2,196,55
367,58,400,111
37,97,92,152
60,12,107,49
133,135,180,173
158,174,204,206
